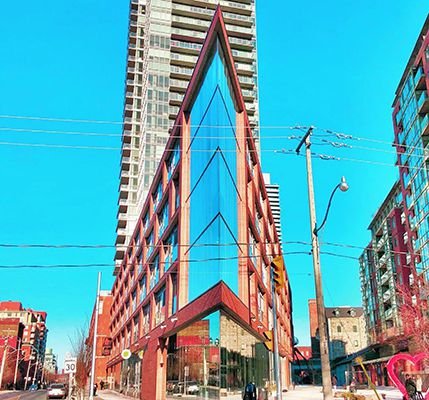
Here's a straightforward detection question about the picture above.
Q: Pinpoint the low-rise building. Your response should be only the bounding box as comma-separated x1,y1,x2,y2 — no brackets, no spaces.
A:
0,301,48,388
86,291,113,386
307,300,367,386
44,348,57,375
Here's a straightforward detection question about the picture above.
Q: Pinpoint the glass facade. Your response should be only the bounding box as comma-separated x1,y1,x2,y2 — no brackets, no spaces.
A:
166,311,270,399
188,40,240,301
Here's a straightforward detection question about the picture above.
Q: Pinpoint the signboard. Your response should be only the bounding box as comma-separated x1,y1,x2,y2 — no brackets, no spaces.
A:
184,366,189,377
121,349,131,360
64,357,77,374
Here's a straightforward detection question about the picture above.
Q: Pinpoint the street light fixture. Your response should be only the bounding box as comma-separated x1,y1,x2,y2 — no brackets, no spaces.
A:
295,127,349,400
314,176,349,235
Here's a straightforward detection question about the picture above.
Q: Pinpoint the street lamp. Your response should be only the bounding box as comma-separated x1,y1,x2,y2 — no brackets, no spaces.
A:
295,127,349,400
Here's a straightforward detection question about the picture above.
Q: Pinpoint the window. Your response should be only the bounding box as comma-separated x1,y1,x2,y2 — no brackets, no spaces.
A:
353,325,358,333
354,340,359,347
153,181,163,211
150,255,160,289
146,230,154,259
139,276,147,304
132,290,137,313
133,316,139,343
155,287,166,325
142,212,149,233
158,201,169,238
257,289,265,322
337,325,342,333
248,228,258,267
166,141,180,180
174,177,180,211
142,304,150,335
164,228,178,271
137,251,143,275
172,275,178,314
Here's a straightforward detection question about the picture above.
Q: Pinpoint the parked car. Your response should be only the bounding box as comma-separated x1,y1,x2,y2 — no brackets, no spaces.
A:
173,381,200,395
47,383,67,399
29,384,38,391
187,382,200,395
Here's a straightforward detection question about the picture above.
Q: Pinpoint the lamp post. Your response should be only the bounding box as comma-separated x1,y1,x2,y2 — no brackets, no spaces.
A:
295,127,349,400
24,345,39,390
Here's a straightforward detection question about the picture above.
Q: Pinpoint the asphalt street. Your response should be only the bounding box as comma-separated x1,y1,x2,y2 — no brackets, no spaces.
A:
0,390,47,400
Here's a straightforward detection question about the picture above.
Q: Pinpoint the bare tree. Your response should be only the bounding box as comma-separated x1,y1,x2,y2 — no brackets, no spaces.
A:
70,327,89,400
397,279,429,353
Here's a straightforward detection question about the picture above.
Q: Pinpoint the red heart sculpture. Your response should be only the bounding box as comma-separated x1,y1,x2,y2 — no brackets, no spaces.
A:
386,353,429,399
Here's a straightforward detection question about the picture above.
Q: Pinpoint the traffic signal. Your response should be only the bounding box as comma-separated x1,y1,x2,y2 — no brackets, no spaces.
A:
263,330,274,352
271,255,285,292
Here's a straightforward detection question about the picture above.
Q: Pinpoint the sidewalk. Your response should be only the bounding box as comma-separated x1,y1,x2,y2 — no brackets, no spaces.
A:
283,385,403,400
97,386,405,400
97,390,134,400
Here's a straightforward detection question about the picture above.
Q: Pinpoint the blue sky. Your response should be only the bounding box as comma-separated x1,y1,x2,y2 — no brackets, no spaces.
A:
0,1,427,367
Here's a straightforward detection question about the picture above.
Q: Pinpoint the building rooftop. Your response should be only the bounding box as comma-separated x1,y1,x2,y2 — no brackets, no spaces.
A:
393,14,429,105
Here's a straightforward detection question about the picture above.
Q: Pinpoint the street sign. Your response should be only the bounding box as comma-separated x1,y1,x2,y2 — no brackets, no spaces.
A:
64,357,77,374
121,349,131,360
184,366,189,377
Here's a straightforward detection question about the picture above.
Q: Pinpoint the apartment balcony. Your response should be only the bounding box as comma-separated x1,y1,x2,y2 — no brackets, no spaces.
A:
119,184,129,199
120,169,130,184
221,0,253,15
122,143,132,157
117,215,127,229
117,227,127,241
122,129,132,144
380,271,390,285
172,15,210,31
171,40,201,55
228,36,254,50
170,65,193,78
118,198,128,213
170,92,184,106
375,236,385,250
418,91,429,115
385,307,393,319
170,78,189,92
421,114,429,137
383,289,392,302
378,254,387,267
223,11,253,27
226,24,254,39
414,66,426,90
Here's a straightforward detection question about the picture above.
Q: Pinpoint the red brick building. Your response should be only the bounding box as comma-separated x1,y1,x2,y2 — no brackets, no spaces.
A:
106,8,293,400
0,301,48,389
86,291,113,385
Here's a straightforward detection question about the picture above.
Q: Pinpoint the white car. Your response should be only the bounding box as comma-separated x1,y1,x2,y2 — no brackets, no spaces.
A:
187,382,200,395
47,383,67,399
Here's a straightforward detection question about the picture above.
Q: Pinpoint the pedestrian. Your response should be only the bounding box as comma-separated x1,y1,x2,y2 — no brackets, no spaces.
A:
350,377,357,393
243,382,257,400
93,383,98,396
100,380,104,391
332,375,338,390
405,374,417,400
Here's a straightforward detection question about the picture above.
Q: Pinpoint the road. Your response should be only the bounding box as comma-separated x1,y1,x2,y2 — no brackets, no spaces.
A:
0,390,46,400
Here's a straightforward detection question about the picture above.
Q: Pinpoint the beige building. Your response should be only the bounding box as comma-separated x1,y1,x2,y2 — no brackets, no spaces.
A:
115,0,259,270
325,306,367,360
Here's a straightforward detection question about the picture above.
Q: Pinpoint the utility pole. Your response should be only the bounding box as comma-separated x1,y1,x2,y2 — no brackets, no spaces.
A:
13,338,21,389
296,127,333,400
89,272,102,400
24,356,32,390
32,352,39,384
0,338,9,390
270,266,282,399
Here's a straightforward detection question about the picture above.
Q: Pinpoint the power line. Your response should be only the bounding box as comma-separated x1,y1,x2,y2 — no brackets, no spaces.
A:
0,114,123,125
0,250,355,270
